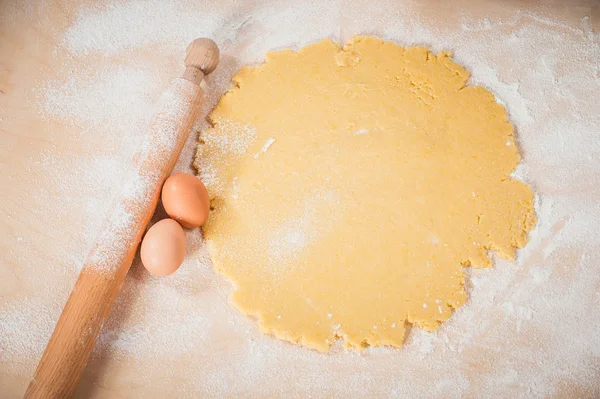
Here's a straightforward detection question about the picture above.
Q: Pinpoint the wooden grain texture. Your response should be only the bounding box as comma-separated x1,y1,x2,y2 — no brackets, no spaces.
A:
183,38,221,85
24,270,131,398
1,1,599,398
22,39,218,398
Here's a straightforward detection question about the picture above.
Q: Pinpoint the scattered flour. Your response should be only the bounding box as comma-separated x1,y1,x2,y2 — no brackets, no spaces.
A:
85,79,202,274
1,1,599,398
267,191,338,267
41,66,158,140
195,119,256,196
62,0,226,56
260,137,275,153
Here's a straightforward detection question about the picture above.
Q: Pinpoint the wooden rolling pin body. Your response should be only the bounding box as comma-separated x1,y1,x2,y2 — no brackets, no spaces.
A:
25,38,219,399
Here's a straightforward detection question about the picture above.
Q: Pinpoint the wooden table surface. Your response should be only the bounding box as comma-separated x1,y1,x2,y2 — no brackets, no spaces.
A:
1,1,599,398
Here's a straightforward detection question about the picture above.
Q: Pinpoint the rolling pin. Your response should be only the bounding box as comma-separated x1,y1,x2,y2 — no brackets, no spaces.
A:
24,38,220,398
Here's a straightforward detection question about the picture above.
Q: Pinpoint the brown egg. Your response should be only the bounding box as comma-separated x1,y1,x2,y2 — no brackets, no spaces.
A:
140,218,186,276
161,172,210,228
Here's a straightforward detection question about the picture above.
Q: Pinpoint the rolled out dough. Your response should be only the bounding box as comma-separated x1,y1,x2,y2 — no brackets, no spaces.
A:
194,37,536,352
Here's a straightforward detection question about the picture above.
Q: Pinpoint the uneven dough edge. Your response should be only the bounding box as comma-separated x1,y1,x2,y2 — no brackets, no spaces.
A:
194,36,536,352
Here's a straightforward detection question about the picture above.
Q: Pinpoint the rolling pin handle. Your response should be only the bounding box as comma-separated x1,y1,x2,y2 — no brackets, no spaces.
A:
24,37,219,399
182,38,220,85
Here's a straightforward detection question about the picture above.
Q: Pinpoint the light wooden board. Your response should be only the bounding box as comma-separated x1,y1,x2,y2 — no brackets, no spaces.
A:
1,1,599,397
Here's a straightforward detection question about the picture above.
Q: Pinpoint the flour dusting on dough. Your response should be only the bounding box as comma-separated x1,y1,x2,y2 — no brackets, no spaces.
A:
268,190,339,269
195,36,536,352
195,118,256,197
4,1,599,397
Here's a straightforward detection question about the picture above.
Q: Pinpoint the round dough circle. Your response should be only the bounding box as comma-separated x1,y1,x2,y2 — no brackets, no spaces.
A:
194,37,536,352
